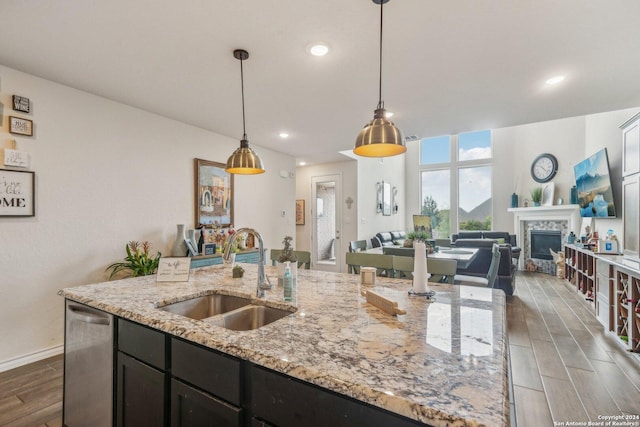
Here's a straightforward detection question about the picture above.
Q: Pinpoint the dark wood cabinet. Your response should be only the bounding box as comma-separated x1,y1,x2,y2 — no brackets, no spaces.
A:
116,352,166,427
171,379,241,427
250,364,426,427
171,337,241,406
113,319,428,427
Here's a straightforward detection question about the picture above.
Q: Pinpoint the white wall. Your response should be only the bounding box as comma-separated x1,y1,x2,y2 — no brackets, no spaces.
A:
357,155,406,240
493,116,586,233
295,160,357,272
0,65,295,368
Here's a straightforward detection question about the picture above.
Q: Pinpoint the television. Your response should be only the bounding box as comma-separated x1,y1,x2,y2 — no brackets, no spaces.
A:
573,148,616,218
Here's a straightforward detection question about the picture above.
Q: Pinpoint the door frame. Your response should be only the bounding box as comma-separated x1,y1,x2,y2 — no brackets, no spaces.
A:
310,173,343,272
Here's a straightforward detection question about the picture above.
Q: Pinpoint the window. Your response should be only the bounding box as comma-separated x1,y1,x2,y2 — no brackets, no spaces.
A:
420,130,492,236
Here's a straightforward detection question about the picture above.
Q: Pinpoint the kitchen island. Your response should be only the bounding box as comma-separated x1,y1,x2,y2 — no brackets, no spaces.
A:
59,263,509,427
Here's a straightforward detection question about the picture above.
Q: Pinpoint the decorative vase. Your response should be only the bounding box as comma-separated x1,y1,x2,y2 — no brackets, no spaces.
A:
197,225,205,253
511,193,519,208
171,224,188,256
570,186,578,204
187,229,198,255
533,201,541,207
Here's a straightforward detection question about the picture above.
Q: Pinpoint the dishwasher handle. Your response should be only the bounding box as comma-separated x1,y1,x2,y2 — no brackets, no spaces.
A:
68,304,111,325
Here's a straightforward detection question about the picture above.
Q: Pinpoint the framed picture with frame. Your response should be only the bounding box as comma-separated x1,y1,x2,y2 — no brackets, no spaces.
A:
9,116,33,136
296,199,305,225
194,158,233,227
0,169,35,216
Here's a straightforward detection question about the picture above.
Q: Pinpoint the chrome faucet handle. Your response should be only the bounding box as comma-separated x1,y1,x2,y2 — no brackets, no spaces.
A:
260,274,272,290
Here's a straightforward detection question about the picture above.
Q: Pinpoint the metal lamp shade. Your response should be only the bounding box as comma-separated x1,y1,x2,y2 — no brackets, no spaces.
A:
225,139,265,175
353,108,406,157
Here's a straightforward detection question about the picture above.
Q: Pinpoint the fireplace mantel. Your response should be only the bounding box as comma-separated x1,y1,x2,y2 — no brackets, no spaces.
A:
508,205,581,270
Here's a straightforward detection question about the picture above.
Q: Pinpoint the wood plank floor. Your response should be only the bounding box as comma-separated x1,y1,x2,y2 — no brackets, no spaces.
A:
509,272,640,426
0,354,63,427
1,271,639,426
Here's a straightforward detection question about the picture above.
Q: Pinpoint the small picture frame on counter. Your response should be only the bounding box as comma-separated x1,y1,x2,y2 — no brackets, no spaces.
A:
203,242,217,256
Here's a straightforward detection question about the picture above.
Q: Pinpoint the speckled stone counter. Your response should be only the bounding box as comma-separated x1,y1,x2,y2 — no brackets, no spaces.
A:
59,264,509,427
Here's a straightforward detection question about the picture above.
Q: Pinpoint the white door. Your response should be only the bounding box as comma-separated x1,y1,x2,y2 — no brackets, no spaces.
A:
311,174,342,272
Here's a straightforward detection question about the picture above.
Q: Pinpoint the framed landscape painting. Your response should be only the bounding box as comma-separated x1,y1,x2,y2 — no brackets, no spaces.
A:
194,159,233,227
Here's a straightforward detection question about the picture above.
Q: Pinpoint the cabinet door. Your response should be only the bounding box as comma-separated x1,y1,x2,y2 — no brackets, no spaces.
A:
251,365,422,427
171,379,241,427
623,116,640,177
172,338,241,406
623,175,639,258
116,352,165,427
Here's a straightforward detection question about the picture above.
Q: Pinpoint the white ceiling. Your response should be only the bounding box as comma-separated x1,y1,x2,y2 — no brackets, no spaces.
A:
1,0,640,165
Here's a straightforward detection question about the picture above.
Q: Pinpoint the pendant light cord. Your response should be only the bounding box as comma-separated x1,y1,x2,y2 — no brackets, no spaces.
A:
377,0,384,110
240,57,247,139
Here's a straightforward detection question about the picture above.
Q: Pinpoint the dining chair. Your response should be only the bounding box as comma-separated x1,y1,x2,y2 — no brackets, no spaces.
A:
345,252,393,277
454,243,501,288
391,256,457,284
270,249,311,269
348,240,368,253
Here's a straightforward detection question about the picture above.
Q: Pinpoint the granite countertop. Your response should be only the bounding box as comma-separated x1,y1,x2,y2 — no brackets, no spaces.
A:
59,263,509,427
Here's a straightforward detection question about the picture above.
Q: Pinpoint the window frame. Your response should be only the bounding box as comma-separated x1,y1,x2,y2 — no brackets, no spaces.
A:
419,132,493,235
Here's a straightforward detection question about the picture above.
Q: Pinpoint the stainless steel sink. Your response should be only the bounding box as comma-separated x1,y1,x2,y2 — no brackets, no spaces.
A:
221,305,294,331
158,294,252,320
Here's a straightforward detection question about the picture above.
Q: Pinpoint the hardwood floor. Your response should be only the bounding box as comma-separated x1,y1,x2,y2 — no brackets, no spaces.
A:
0,353,63,427
509,272,640,426
1,271,638,426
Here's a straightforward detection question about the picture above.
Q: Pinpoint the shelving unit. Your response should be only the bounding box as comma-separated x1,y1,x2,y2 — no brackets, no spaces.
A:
564,244,596,307
630,273,640,353
596,259,615,331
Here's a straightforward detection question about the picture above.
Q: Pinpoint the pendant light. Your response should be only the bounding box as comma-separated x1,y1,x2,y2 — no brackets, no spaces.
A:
354,0,405,157
226,49,265,175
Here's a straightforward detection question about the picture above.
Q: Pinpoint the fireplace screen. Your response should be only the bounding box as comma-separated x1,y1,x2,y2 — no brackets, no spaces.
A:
530,230,562,260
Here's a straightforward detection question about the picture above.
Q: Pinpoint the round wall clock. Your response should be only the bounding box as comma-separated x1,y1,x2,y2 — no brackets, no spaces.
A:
531,153,558,183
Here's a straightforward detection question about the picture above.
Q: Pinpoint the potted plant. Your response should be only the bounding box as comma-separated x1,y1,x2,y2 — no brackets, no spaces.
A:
106,241,161,280
530,187,543,206
277,236,298,286
406,231,434,253
232,265,244,278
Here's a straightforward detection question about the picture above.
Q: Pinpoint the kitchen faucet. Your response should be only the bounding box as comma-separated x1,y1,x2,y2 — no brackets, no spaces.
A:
224,227,271,297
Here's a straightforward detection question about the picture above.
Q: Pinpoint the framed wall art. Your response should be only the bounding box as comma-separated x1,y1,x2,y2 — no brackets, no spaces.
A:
9,117,33,136
296,199,305,225
12,95,31,113
0,169,35,216
194,158,233,227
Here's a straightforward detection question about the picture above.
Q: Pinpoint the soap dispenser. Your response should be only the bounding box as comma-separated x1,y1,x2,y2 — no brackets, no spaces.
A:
283,261,293,302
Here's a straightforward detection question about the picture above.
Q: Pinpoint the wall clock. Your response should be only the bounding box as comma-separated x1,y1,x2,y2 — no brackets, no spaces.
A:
531,153,558,183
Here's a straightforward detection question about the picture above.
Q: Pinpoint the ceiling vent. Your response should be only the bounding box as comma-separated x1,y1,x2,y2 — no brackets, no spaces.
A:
404,135,419,141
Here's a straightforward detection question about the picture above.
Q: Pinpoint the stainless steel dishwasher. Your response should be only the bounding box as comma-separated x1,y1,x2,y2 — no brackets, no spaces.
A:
64,300,114,427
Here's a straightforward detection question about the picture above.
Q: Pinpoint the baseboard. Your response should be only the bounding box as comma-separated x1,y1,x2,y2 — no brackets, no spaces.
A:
0,344,64,373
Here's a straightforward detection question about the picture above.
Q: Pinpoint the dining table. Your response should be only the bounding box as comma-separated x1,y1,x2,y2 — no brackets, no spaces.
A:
363,246,479,270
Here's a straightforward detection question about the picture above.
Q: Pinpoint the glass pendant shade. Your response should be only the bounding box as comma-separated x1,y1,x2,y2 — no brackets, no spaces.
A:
354,108,405,157
226,138,265,175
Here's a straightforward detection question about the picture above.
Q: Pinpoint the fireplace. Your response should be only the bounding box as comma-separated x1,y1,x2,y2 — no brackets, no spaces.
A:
530,230,562,260
508,205,580,271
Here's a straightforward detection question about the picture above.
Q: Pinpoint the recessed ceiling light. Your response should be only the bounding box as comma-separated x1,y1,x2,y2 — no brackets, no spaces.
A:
385,111,394,118
308,42,330,57
299,161,307,166
545,75,566,85
279,132,289,138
